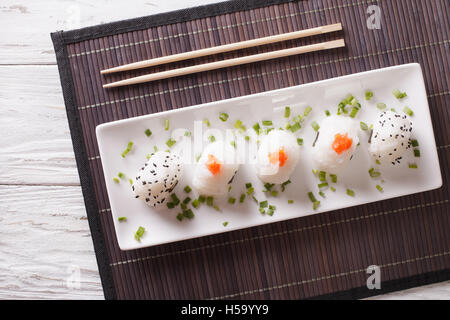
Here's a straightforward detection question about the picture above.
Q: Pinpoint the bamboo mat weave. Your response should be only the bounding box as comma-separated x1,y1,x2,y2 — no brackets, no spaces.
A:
52,0,449,300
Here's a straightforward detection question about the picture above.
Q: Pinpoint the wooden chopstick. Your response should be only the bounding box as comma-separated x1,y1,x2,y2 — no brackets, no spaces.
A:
100,23,342,74
103,39,345,88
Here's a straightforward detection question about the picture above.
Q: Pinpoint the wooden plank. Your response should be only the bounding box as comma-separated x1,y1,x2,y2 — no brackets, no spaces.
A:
0,65,79,185
0,0,223,64
0,185,103,299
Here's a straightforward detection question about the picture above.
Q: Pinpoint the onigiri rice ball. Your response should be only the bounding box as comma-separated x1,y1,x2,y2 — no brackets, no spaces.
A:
132,151,183,208
193,140,239,196
256,129,300,184
311,115,360,174
369,111,412,165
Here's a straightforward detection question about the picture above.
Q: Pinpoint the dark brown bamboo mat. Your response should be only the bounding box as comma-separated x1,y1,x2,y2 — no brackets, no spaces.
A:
51,0,449,300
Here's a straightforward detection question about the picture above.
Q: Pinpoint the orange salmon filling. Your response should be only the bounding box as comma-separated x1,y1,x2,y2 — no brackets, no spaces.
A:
332,133,353,154
268,147,288,167
206,154,222,175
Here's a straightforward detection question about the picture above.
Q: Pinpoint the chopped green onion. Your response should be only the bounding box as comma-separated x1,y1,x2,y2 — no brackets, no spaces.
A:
318,182,329,189
234,119,244,130
253,123,261,134
346,188,355,197
222,221,229,227
230,140,236,148
411,139,419,147
349,97,359,107
128,178,133,185
289,121,301,133
184,131,191,137
145,129,152,137
245,135,250,141
262,120,273,126
284,106,291,118
208,135,216,143
360,121,369,131
228,197,236,204
183,209,194,219
365,90,374,101
376,184,383,192
121,141,134,158
245,182,252,189
170,193,180,206
329,174,337,183
325,110,331,116
270,190,278,197
308,192,317,203
228,185,232,192
118,216,127,222
288,200,294,204
263,183,274,192
184,185,192,193
153,145,158,152
313,201,320,210
281,180,291,192
134,226,145,242
176,213,184,221
311,121,320,132
368,167,381,178
264,128,274,135
376,102,387,110
349,107,359,118
166,138,176,148
259,207,266,214
413,149,421,157
390,108,396,112
166,202,175,209
192,199,200,209
408,163,418,169
318,171,327,182
146,153,152,160
259,200,268,208
403,106,414,116
393,89,407,99
164,119,170,131
246,187,254,195
206,196,214,206
304,106,312,116
239,194,246,203
198,195,206,203
195,153,201,162
113,177,120,183
203,119,210,127
318,191,326,198
118,172,126,179
375,159,381,165
267,209,275,216
219,112,229,122
330,186,336,192
297,138,303,146
183,197,191,204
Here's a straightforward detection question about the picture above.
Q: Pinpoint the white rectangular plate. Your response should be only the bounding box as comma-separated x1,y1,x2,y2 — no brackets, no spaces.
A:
96,63,442,250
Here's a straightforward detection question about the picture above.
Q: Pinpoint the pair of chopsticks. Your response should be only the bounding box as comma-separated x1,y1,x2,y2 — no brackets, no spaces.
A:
102,23,344,88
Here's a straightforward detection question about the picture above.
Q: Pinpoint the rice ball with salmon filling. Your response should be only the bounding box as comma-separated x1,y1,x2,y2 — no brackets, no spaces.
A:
256,130,300,184
369,111,412,165
132,151,183,208
312,115,360,174
193,140,239,196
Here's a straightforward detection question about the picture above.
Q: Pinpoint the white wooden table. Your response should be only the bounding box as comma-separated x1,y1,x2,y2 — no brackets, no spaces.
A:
0,0,448,300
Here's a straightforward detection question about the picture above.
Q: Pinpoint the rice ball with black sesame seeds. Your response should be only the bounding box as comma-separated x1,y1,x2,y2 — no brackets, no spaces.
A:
132,151,183,208
369,111,413,165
